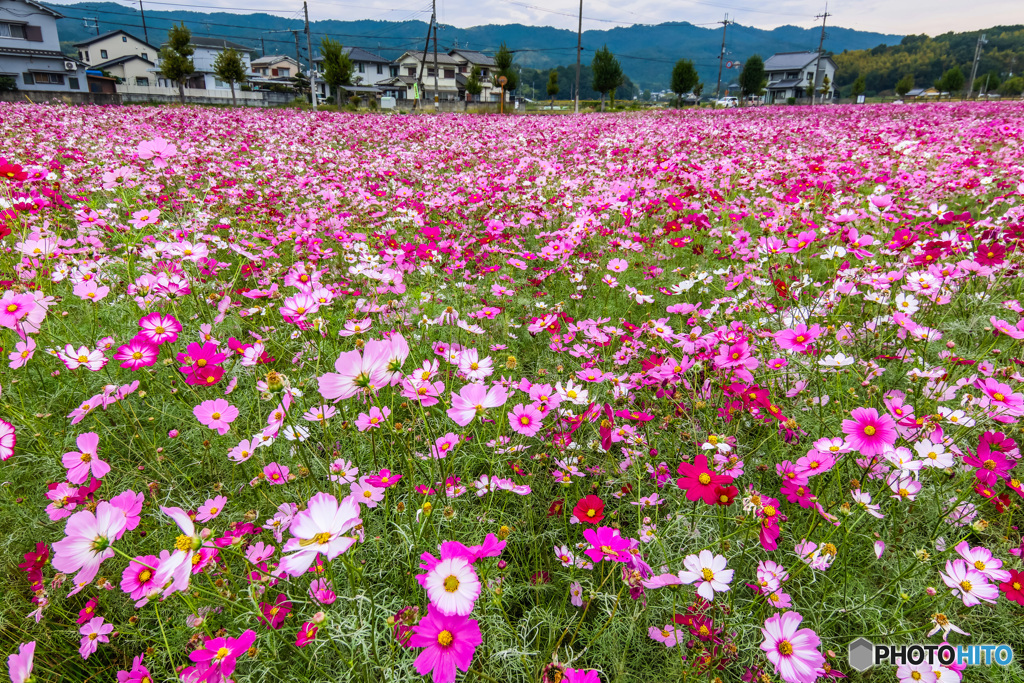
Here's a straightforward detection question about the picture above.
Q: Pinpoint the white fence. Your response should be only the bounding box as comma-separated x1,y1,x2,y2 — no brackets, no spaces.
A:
116,84,265,101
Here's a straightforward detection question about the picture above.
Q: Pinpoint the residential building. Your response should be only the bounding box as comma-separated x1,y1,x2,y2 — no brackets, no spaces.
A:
74,31,158,86
905,87,940,99
0,0,87,92
311,46,391,100
763,51,837,103
251,54,297,79
379,49,507,103
155,36,252,91
448,49,503,102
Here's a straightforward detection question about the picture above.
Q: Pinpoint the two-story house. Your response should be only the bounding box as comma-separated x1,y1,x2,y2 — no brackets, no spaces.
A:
75,30,157,86
251,54,297,79
311,46,391,100
0,0,87,92
155,36,252,91
763,51,837,103
378,48,507,103
448,49,502,102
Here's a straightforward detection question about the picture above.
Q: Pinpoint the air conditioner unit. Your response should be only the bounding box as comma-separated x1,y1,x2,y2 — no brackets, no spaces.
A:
64,61,77,71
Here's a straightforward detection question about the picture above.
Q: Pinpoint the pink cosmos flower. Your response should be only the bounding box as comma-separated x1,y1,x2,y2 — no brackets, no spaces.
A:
136,137,177,168
774,324,822,354
263,462,290,485
137,312,181,345
194,399,239,436
0,294,35,329
120,554,160,604
349,476,385,508
8,337,35,369
446,383,508,426
197,495,228,523
355,406,391,431
79,616,112,659
424,556,481,616
59,344,107,371
759,611,825,683
52,502,127,589
7,641,35,683
508,403,544,437
841,407,896,457
62,432,109,484
72,280,110,302
408,608,482,683
184,630,257,683
940,559,999,606
113,336,160,370
367,469,402,488
258,594,292,629
607,258,628,272
582,526,632,563
318,342,391,401
278,492,361,577
565,670,601,683
648,624,681,647
296,622,318,647
0,420,15,461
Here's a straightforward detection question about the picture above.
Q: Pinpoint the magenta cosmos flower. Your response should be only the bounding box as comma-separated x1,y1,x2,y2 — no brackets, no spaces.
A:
61,432,110,485
508,403,544,437
759,611,825,683
278,492,361,577
841,407,896,457
193,399,239,436
582,526,632,563
0,419,15,461
114,336,160,370
137,312,181,345
7,641,35,683
408,608,483,683
185,629,257,683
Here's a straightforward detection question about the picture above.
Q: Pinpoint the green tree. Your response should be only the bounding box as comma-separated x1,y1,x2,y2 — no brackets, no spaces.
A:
978,69,1001,94
320,38,353,104
850,74,866,101
936,65,964,98
670,58,698,105
213,47,247,107
546,69,559,108
492,43,518,99
591,45,623,111
159,23,195,105
818,74,831,100
0,75,17,92
465,65,483,103
290,71,310,98
1000,76,1024,96
895,74,914,97
738,54,765,104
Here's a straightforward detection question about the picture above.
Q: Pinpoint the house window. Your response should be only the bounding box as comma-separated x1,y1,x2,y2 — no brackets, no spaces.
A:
21,72,33,84
427,68,436,77
69,77,80,89
122,35,127,42
30,73,64,84
141,52,148,60
444,69,454,79
480,69,489,78
406,67,416,77
278,67,289,76
101,50,108,59
376,64,383,74
358,62,365,73
136,76,149,86
0,23,26,39
459,66,467,73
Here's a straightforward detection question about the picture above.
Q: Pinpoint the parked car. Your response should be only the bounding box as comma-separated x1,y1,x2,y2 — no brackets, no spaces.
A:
716,96,739,108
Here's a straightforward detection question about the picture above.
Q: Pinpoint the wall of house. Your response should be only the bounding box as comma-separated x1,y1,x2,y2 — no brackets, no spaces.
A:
0,88,296,106
78,34,153,66
1,54,88,92
190,47,252,74
0,0,60,51
352,60,389,86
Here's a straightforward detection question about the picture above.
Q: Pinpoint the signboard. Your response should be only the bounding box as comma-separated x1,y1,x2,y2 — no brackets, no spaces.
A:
498,76,508,86
856,95,866,104
381,96,396,109
725,61,733,69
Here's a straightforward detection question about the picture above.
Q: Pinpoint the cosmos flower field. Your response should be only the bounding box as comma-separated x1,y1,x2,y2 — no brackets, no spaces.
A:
2,101,1024,683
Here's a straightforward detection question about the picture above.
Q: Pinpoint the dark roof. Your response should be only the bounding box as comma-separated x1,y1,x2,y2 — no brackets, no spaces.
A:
397,51,461,66
251,55,296,65
161,36,252,52
766,78,805,89
95,55,155,69
345,47,389,63
764,51,836,73
449,49,495,67
0,45,66,59
22,0,62,18
74,30,156,49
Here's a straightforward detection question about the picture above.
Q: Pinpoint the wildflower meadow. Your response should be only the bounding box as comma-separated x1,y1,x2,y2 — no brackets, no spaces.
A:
2,101,1024,683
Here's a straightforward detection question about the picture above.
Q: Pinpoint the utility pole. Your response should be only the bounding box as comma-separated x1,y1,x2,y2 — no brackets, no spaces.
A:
293,31,301,73
967,33,987,98
810,5,830,104
574,0,582,113
84,18,100,36
304,2,317,106
138,0,148,44
714,14,731,99
415,5,434,110
261,36,265,55
432,20,439,109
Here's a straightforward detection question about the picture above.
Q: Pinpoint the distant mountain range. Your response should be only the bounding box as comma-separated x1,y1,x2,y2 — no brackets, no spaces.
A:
50,2,903,90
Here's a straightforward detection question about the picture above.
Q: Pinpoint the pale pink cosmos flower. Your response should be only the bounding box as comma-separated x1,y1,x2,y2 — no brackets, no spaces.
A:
759,611,825,683
59,344,107,371
355,406,391,431
72,281,110,303
424,556,481,616
0,293,35,329
430,433,460,459
62,432,109,484
52,501,127,586
648,624,680,647
8,337,35,369
0,419,15,461
447,383,508,426
277,492,361,577
338,317,372,336
953,541,1011,582
896,664,936,683
607,258,628,272
940,559,999,607
228,439,256,463
196,495,228,523
136,137,177,168
318,342,391,401
570,580,584,607
193,399,239,436
349,476,385,508
329,458,358,484
7,641,35,683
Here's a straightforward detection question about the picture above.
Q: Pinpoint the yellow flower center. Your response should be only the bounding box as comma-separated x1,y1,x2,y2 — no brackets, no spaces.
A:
5,304,17,312
993,393,1005,402
444,575,460,592
437,630,454,647
698,473,711,485
215,647,231,660
974,560,985,570
863,426,876,435
701,568,714,581
959,580,972,592
211,412,221,420
80,452,92,462
778,640,793,655
174,534,192,552
139,569,152,582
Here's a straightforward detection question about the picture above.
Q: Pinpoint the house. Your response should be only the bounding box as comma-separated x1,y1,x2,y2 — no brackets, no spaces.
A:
154,36,252,92
311,46,390,99
92,55,156,86
763,51,837,103
0,0,87,92
251,54,297,79
75,32,158,86
905,87,940,99
84,70,117,93
380,48,508,103
448,49,504,102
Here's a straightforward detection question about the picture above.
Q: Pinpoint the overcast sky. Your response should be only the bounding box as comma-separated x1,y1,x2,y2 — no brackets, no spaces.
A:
51,0,1023,37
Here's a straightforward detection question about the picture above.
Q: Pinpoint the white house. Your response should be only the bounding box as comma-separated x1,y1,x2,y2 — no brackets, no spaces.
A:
763,51,837,103
75,30,157,86
379,48,507,103
311,46,391,100
0,0,87,92
155,35,253,91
